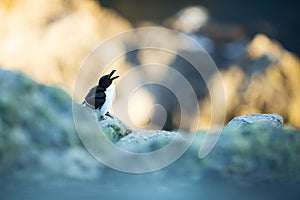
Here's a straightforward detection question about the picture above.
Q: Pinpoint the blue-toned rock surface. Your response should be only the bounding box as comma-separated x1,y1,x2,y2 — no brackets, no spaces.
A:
0,69,101,180
116,130,177,152
0,70,299,200
226,114,284,129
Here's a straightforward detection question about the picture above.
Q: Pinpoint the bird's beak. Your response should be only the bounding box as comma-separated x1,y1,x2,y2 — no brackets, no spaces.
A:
109,70,119,81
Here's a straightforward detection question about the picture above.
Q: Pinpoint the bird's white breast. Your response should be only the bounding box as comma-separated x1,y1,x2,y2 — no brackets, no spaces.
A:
96,83,116,116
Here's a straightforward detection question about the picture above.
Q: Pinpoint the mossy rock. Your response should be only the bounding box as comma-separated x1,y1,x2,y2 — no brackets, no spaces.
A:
202,126,300,182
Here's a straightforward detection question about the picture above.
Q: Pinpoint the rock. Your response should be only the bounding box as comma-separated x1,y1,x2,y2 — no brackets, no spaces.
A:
202,126,300,183
0,69,103,180
199,34,300,128
117,33,300,130
226,114,284,129
117,130,177,152
40,147,102,180
0,0,131,92
73,104,133,143
0,69,78,148
1,69,300,185
97,114,133,143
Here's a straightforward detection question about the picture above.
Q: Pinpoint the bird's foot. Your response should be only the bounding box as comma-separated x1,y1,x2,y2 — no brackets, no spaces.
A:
98,115,105,121
105,112,114,119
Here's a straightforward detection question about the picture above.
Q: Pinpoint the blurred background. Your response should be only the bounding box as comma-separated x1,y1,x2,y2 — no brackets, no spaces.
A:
0,0,300,199
0,0,299,130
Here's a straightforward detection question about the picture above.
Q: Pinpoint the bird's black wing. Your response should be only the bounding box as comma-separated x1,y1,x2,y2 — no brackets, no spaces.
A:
83,86,106,109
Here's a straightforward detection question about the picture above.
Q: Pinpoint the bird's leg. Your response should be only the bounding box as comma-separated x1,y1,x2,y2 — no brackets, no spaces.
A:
98,115,105,121
105,112,114,119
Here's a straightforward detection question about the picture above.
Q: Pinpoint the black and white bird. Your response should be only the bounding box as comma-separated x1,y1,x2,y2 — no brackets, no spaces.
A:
82,70,119,120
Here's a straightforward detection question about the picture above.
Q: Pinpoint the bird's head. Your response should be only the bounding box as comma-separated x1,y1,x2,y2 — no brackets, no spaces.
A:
98,70,119,88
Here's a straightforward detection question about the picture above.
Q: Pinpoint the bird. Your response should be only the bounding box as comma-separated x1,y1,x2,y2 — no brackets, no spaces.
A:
82,70,119,120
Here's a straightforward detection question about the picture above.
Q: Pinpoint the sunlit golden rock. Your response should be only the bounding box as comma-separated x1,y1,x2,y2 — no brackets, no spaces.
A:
0,0,131,92
201,34,300,128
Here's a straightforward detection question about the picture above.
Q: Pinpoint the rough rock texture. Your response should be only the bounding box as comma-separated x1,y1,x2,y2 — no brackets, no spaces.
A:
98,114,133,142
202,126,300,183
226,114,284,129
190,113,300,183
0,0,131,91
117,130,177,152
0,69,101,179
1,69,300,195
